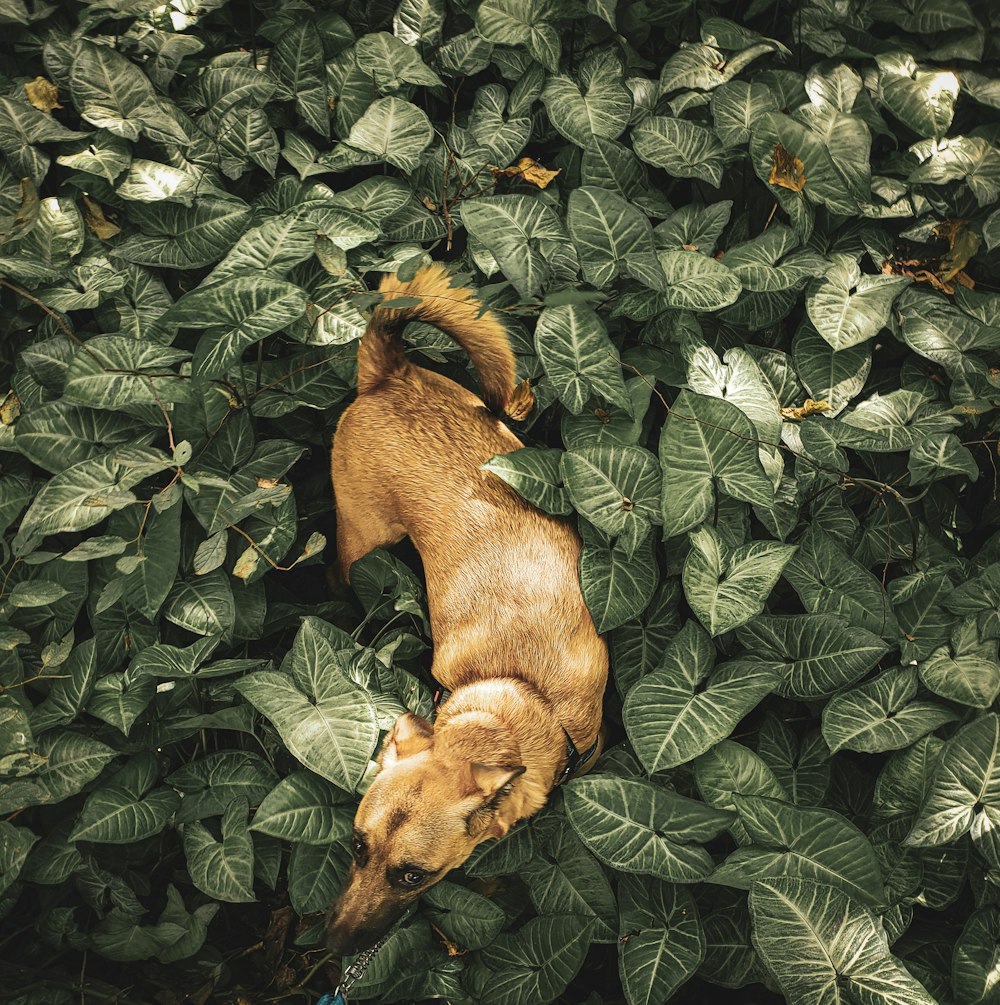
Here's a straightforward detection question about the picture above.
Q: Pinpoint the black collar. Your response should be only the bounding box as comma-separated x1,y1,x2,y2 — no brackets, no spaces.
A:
431,686,597,787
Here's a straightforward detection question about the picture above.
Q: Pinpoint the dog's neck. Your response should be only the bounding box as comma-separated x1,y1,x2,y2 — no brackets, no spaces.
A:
432,677,566,824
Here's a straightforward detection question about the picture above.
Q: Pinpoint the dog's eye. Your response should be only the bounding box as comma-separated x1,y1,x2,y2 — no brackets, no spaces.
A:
401,870,425,887
351,835,366,862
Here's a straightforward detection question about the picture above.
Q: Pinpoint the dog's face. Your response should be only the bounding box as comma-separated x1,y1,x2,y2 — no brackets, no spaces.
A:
324,712,524,956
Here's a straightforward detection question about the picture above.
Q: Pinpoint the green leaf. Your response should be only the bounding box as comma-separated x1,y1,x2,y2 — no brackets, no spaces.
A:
711,80,779,146
477,914,596,1005
26,731,117,809
736,613,890,699
633,116,726,186
234,621,379,791
182,798,255,904
567,186,666,291
394,0,446,46
792,323,871,417
157,885,220,964
88,909,187,963
116,159,198,206
618,875,703,1005
534,303,630,415
129,636,222,679
822,667,957,754
541,51,632,148
462,195,568,299
521,816,617,943
658,390,774,538
346,97,432,173
906,713,1000,851
952,906,1000,1005
8,580,68,608
753,108,872,215
561,446,661,558
159,276,307,377
475,0,560,71
113,198,252,270
63,337,190,409
70,40,188,143
908,432,979,485
70,753,178,844
713,795,884,907
580,138,672,216
876,53,958,140
624,621,779,773
805,255,909,350
423,879,506,951
682,526,796,636
56,129,131,183
87,670,155,736
919,622,1000,708
288,840,350,915
163,570,235,639
750,878,937,1005
784,527,900,639
206,213,319,283
168,751,278,823
14,447,168,551
0,821,37,896
564,774,733,881
250,771,353,845
694,740,786,834
271,20,329,139
578,519,658,633
14,401,151,475
356,31,442,91
655,250,743,310
31,637,99,733
482,448,572,516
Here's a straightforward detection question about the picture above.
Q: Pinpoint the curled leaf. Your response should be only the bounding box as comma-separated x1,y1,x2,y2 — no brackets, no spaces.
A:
83,195,121,240
24,76,62,112
491,157,561,189
768,143,805,192
780,398,831,420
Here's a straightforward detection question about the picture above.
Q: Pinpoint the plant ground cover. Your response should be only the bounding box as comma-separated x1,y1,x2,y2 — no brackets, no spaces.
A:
0,0,999,1003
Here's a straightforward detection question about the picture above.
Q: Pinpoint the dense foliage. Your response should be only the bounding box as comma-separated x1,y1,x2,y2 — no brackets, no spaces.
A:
0,0,999,1002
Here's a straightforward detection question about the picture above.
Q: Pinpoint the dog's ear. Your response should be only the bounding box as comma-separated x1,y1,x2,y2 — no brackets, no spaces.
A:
466,763,525,838
470,763,525,800
379,712,434,768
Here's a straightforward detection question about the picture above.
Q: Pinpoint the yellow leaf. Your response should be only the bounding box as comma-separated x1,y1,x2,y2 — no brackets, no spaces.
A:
24,76,61,113
491,157,561,189
768,143,805,193
233,548,259,580
505,378,535,421
82,195,121,240
780,398,831,420
0,390,20,425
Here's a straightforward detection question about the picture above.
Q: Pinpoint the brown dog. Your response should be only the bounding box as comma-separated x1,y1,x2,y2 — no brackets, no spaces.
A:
325,263,608,955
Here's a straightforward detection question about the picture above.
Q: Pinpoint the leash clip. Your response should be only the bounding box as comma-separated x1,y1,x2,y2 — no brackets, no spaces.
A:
324,931,392,1005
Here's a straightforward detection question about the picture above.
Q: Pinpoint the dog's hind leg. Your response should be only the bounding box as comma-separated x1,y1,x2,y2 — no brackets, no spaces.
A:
334,499,406,583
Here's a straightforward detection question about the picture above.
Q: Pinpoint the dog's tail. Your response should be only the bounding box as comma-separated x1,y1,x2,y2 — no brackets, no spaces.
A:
357,263,524,416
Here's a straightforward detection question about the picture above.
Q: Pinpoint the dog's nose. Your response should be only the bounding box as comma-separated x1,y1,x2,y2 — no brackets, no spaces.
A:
325,915,380,957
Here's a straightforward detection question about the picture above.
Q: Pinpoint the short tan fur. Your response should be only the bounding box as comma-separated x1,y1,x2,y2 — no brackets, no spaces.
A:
326,263,608,955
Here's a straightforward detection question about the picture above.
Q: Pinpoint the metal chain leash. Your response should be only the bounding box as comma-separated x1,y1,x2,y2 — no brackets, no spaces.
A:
318,932,393,1005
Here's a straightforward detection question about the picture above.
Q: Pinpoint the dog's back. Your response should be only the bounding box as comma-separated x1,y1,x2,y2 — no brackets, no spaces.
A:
332,264,607,737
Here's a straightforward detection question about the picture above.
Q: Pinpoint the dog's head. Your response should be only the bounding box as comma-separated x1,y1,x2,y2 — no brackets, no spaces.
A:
324,711,525,956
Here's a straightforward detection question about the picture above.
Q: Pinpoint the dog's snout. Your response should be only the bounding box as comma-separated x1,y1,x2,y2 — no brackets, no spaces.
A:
325,917,379,957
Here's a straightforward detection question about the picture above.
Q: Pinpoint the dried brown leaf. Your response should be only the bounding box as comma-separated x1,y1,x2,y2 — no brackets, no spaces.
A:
768,143,805,193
